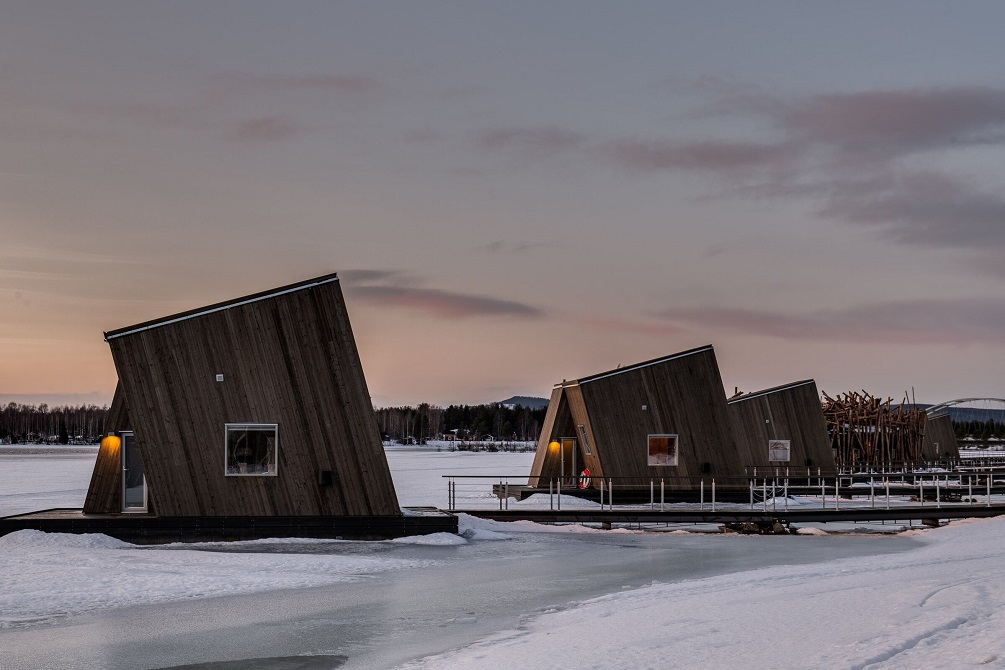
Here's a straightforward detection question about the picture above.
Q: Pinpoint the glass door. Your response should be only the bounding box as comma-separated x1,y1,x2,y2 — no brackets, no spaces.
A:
121,431,147,512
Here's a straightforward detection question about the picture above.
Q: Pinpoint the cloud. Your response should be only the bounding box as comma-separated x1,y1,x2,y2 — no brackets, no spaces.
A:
658,298,1005,345
478,240,540,254
603,139,797,173
209,72,378,96
817,171,1005,250
224,115,300,142
341,269,542,319
339,269,406,285
781,86,1005,157
475,127,585,154
348,285,543,319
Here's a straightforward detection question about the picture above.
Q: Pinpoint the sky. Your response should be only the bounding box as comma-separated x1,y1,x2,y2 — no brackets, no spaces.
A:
3,2,1005,408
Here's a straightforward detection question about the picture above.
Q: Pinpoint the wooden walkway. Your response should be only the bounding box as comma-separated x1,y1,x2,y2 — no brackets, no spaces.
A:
0,507,457,543
459,504,1005,526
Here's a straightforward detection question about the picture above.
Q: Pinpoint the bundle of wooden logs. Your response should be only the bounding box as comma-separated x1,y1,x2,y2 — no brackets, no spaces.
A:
821,391,926,468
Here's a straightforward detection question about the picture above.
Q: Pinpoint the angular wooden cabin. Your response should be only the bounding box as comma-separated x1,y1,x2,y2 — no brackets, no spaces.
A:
527,346,745,491
83,273,400,517
921,413,960,462
726,380,836,472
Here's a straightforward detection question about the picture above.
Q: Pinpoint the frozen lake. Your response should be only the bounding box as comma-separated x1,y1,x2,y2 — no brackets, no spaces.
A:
2,448,997,669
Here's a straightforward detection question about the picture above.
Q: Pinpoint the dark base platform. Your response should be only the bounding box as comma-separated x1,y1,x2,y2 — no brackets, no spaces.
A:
0,507,457,544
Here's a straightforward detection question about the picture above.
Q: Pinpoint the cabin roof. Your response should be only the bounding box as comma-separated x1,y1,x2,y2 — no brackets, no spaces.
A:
727,380,817,404
556,345,715,387
104,272,340,341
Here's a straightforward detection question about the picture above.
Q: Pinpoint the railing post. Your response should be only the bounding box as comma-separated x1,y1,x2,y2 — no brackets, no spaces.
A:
608,479,613,508
920,478,924,507
750,478,754,510
650,480,654,510
660,479,665,512
762,479,767,512
821,477,825,510
969,475,973,504
886,478,890,510
988,474,991,507
835,476,839,511
557,476,562,511
600,477,604,511
499,480,503,510
870,478,875,508
711,479,716,512
505,479,509,510
784,478,788,512
936,476,940,509
550,477,554,511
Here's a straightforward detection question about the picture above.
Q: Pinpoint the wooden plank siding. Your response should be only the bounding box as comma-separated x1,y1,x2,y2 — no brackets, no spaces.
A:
82,384,131,514
101,275,400,517
922,414,960,461
528,346,745,491
727,380,836,472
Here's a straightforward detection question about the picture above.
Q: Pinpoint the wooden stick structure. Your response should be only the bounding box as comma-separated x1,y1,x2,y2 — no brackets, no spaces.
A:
821,390,926,468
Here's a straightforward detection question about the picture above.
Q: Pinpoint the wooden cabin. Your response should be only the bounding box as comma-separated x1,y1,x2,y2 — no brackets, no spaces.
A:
527,346,744,491
83,273,400,517
921,413,960,462
727,380,836,473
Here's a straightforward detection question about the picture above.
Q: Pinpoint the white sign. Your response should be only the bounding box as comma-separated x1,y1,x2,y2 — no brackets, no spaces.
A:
768,439,791,462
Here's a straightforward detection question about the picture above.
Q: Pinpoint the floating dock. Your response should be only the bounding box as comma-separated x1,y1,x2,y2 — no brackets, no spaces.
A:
0,507,457,544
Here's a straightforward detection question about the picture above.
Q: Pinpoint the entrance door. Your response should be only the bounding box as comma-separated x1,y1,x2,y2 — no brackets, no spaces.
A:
121,431,147,512
559,437,577,488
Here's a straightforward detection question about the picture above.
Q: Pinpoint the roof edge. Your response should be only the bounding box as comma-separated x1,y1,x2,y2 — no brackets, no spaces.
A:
727,379,817,404
574,345,715,385
104,272,340,341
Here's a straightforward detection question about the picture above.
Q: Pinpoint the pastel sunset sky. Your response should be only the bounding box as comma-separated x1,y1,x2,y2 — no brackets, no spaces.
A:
3,2,1005,407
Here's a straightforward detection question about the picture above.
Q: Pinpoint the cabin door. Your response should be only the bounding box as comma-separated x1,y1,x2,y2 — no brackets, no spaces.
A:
120,431,147,512
559,437,577,488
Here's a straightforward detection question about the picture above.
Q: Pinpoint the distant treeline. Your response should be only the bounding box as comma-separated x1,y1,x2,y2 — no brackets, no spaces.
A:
0,402,110,444
956,419,1005,441
375,403,547,443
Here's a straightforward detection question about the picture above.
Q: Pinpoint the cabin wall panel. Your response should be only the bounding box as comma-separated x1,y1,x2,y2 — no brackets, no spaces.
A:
107,280,398,517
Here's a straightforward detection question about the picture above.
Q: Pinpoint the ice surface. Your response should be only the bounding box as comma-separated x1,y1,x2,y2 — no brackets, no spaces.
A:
403,516,1005,669
0,529,437,627
5,447,1005,669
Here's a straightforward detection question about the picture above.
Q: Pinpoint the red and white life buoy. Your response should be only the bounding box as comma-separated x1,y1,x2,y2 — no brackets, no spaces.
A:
578,469,590,489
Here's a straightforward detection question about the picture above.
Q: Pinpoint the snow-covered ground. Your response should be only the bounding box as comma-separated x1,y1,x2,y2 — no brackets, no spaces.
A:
3,449,1005,668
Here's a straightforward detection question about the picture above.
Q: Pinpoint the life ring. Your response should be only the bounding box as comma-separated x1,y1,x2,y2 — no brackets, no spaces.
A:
578,469,590,489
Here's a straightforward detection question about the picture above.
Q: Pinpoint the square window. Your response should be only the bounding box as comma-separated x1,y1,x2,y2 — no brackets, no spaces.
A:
647,434,678,467
225,424,278,476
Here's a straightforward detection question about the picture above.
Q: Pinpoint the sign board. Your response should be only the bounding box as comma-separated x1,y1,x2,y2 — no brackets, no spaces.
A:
648,434,679,466
768,439,791,462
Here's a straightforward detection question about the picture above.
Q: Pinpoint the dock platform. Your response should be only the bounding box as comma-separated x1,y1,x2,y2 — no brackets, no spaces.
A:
0,507,457,544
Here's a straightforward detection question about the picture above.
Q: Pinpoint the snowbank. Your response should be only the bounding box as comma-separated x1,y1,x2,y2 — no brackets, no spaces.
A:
404,516,1005,669
0,530,436,627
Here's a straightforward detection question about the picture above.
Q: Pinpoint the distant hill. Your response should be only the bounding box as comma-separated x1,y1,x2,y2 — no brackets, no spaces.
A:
498,396,549,410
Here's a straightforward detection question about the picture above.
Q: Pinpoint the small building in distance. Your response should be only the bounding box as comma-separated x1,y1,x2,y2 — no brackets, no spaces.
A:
726,380,835,473
83,273,401,519
921,413,961,462
527,345,745,491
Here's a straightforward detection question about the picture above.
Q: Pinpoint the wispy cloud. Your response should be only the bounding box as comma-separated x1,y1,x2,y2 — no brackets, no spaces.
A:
342,269,542,319
603,138,797,173
209,72,379,96
350,285,542,319
478,240,541,254
224,115,300,142
475,126,585,156
476,84,1005,251
658,298,1005,345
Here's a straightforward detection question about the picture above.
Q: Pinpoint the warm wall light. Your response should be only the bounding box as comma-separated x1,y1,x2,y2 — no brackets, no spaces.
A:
549,440,560,451
100,435,121,454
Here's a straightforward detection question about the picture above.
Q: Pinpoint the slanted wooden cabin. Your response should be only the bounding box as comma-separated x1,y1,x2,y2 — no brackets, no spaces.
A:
921,413,960,462
527,345,745,491
83,273,400,517
727,380,835,473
